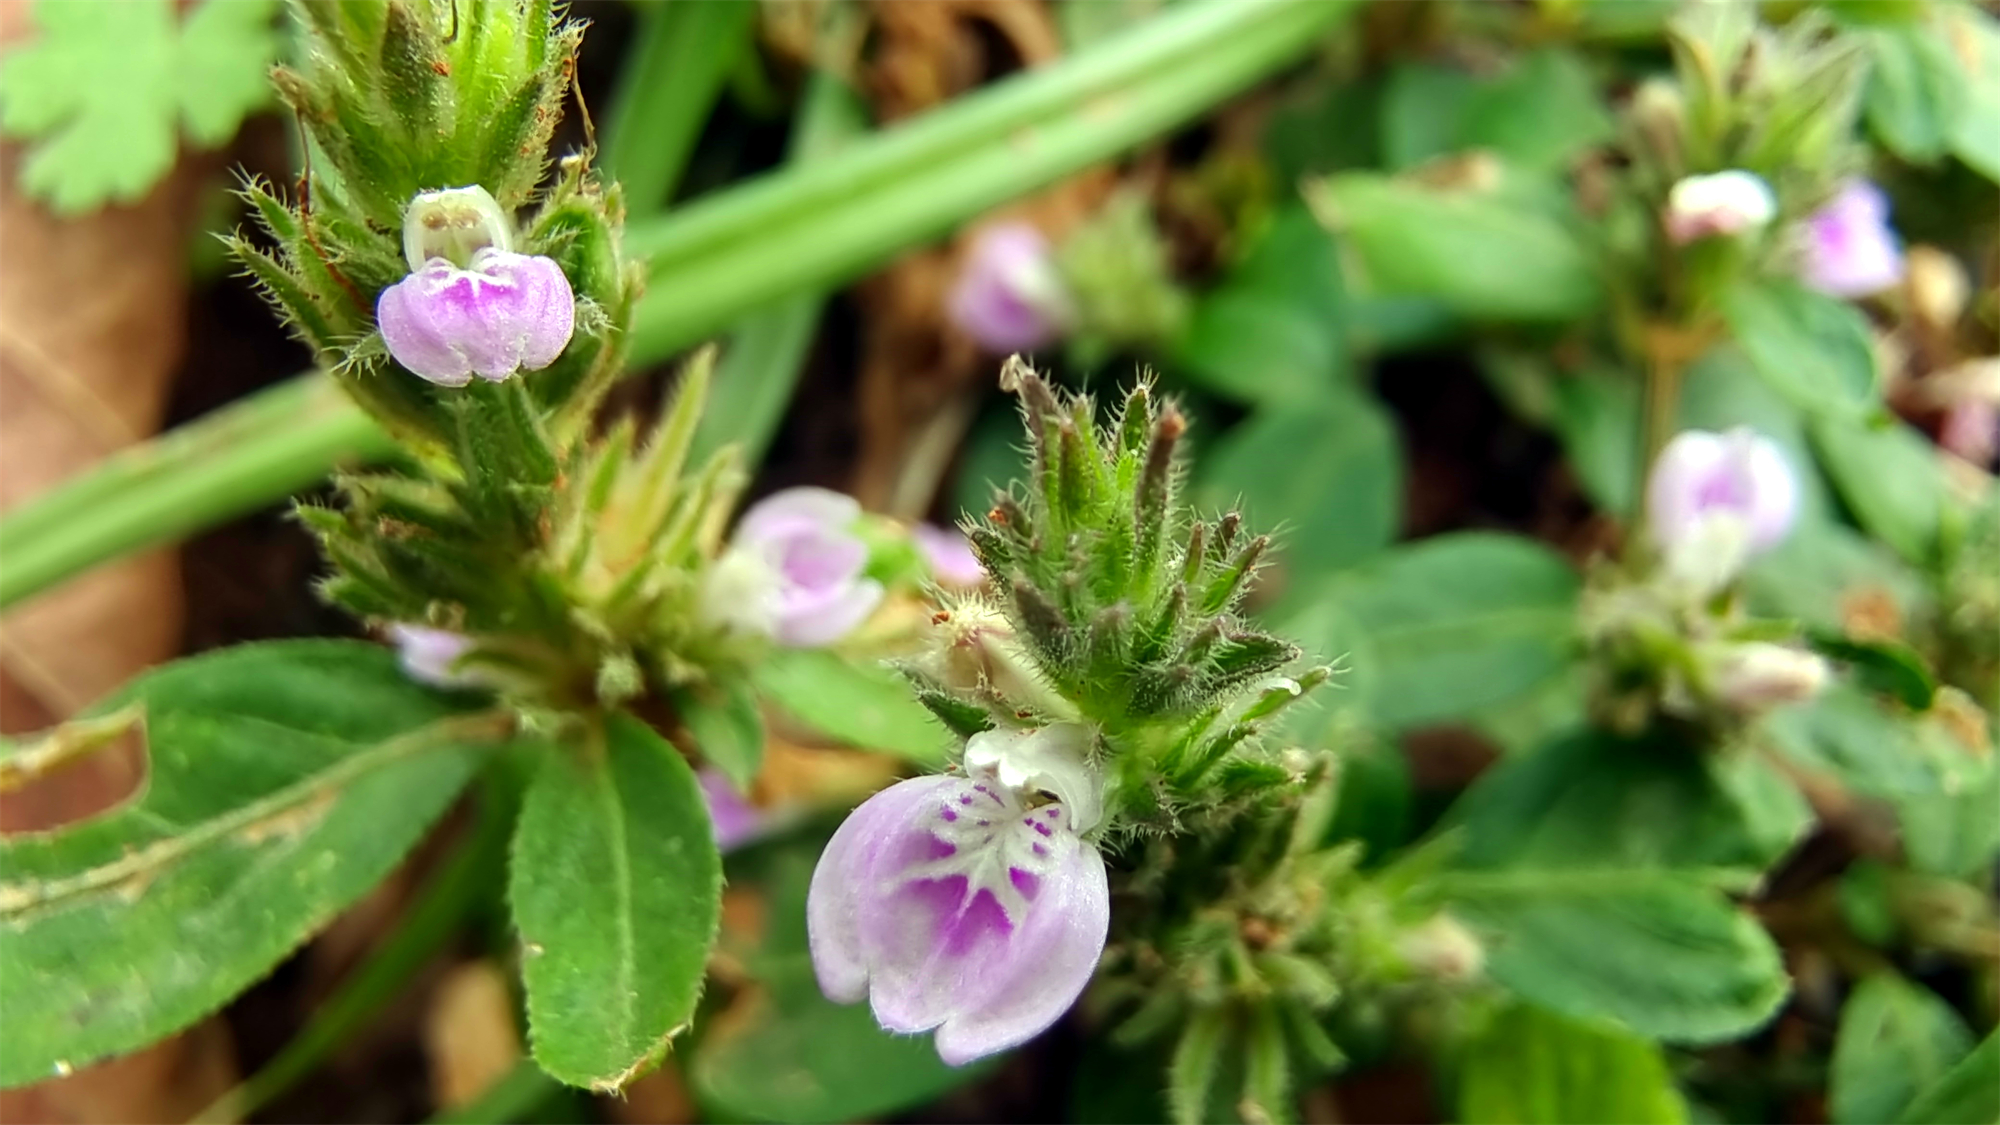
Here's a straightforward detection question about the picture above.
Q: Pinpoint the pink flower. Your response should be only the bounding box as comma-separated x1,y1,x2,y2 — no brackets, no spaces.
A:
705,488,886,648
1664,171,1776,245
699,767,770,853
376,248,575,386
1799,180,1904,299
1646,429,1798,592
387,623,481,688
807,723,1109,1065
947,223,1072,353
915,524,985,587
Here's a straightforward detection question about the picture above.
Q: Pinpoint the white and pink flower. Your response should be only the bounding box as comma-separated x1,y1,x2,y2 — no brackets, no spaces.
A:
1646,428,1799,593
703,488,886,648
375,185,575,387
947,222,1072,354
1798,180,1904,299
807,723,1109,1065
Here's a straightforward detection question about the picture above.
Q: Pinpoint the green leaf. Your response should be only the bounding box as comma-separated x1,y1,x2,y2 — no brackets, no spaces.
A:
1806,631,1938,710
1547,362,1642,514
1720,280,1878,418
0,0,277,212
1195,387,1401,579
0,640,484,1088
1377,50,1612,174
1451,728,1810,874
674,678,766,791
1309,172,1600,323
1283,534,1580,730
511,714,721,1091
1744,518,1928,634
1899,1031,2000,1125
1765,684,1969,790
1763,686,1999,878
1944,9,2000,181
1378,63,1478,170
1177,205,1349,405
1457,1002,1689,1125
1864,23,1967,162
1831,975,1976,1125
1458,49,1615,172
1447,871,1789,1045
689,843,988,1122
753,649,953,766
1810,414,1949,567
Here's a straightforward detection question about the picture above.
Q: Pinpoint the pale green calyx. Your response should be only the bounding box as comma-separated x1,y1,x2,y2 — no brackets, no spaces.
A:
402,185,513,271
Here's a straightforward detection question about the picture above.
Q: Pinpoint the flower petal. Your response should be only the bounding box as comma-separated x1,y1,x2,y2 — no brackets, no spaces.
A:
774,578,885,648
931,839,1108,1065
738,487,862,544
377,269,475,386
807,776,954,1004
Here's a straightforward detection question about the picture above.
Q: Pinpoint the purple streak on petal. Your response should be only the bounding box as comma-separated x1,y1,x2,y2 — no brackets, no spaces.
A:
933,841,1108,1066
1800,180,1904,299
377,265,475,387
806,763,1110,1066
915,524,985,587
738,487,862,542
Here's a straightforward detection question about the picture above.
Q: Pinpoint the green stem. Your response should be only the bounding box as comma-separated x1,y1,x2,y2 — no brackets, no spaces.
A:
691,70,868,468
190,776,514,1125
597,0,757,216
0,377,392,608
0,0,1358,613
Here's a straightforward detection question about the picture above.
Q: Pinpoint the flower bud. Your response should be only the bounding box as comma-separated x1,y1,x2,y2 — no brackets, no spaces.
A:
1904,246,1969,330
1797,180,1904,299
1664,170,1777,245
1395,914,1484,983
1646,428,1799,593
807,723,1109,1065
932,603,1074,719
701,487,886,648
948,222,1073,353
387,623,482,688
1706,641,1830,712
